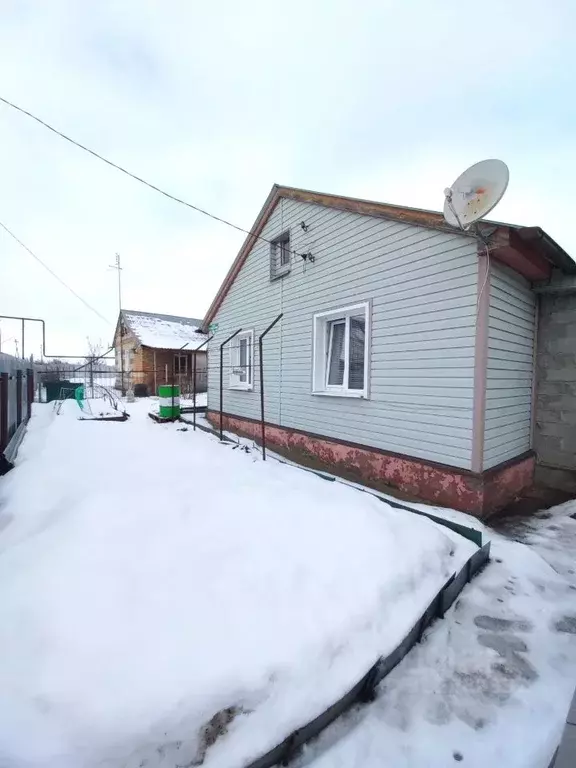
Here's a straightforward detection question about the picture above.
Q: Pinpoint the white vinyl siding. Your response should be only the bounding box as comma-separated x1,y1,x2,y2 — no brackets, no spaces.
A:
208,197,479,468
483,262,536,469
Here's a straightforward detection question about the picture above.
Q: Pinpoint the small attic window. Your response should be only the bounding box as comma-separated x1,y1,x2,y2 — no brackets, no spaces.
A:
270,232,291,280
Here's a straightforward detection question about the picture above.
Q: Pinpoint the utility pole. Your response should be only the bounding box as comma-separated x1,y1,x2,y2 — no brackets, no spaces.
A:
109,253,125,395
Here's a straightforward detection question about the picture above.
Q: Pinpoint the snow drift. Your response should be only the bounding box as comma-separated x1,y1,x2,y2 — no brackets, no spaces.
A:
0,402,474,767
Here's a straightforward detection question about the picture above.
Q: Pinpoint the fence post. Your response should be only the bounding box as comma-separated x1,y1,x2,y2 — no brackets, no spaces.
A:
0,372,8,452
191,335,212,431
258,314,283,460
16,370,22,427
26,369,34,421
220,329,242,440
89,357,94,398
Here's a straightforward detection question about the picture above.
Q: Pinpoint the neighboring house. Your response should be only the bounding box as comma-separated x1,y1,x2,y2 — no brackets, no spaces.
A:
113,310,208,396
201,184,576,517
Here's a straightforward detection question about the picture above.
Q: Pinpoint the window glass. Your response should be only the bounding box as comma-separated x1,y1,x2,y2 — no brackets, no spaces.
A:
327,320,346,386
348,315,366,389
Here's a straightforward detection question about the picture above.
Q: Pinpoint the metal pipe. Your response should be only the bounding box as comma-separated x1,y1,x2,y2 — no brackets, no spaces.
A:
220,328,242,440
0,315,45,358
0,315,116,363
193,349,196,429
172,355,175,418
258,314,283,460
191,335,212,431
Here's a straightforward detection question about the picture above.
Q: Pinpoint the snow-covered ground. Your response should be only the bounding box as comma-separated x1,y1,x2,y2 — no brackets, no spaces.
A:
0,401,476,768
147,391,207,414
299,502,576,768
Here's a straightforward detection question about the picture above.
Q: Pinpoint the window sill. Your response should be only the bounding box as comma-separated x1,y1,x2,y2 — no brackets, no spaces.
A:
312,390,367,399
229,385,254,392
270,266,291,281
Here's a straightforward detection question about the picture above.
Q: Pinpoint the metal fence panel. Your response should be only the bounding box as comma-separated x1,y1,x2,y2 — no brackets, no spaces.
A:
0,352,33,460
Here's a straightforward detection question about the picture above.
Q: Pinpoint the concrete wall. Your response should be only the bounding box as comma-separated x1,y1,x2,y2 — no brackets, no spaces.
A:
534,277,576,490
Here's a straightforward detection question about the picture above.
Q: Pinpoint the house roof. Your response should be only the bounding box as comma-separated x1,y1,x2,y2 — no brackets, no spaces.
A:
119,310,207,351
202,184,576,329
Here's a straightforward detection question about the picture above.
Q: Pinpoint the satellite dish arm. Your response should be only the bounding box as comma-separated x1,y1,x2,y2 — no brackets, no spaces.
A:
443,188,466,230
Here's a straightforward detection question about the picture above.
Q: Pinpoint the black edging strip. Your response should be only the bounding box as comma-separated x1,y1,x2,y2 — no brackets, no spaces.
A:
244,542,491,768
178,416,492,768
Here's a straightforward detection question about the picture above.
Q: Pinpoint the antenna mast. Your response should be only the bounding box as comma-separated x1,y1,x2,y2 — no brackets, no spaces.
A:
109,253,123,312
109,253,125,395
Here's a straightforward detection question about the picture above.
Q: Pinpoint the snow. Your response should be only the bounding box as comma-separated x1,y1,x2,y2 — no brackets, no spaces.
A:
0,401,474,768
181,391,207,408
123,310,207,350
300,502,576,768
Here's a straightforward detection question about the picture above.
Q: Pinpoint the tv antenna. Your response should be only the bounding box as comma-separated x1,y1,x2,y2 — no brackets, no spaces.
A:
443,159,509,231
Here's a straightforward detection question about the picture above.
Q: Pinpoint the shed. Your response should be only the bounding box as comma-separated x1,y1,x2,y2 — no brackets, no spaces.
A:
112,310,208,396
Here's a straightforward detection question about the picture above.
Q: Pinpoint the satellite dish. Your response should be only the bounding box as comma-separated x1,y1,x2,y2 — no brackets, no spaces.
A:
443,159,509,230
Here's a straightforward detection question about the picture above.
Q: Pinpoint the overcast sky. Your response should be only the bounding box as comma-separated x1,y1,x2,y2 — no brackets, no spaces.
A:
0,0,574,359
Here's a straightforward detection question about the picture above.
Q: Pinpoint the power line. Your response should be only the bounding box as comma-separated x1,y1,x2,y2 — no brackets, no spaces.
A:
0,95,310,260
0,220,111,324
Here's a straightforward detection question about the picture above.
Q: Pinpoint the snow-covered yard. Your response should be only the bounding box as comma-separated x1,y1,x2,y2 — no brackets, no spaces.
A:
300,503,576,768
0,401,476,768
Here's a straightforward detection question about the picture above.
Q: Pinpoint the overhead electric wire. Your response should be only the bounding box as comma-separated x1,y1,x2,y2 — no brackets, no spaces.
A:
0,95,309,259
0,219,110,324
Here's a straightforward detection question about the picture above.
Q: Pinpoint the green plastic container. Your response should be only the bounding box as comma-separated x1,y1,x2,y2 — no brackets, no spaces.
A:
158,384,180,419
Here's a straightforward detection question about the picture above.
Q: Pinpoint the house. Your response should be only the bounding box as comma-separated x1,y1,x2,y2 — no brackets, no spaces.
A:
113,310,208,396
201,185,576,518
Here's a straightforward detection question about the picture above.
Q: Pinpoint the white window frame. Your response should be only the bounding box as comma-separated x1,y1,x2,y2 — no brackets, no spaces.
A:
229,330,254,390
312,302,370,398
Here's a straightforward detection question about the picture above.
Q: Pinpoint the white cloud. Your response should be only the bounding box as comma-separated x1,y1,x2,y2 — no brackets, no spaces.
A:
0,0,575,357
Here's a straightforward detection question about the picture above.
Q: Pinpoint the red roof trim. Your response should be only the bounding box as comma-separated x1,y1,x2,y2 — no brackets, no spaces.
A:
201,185,573,329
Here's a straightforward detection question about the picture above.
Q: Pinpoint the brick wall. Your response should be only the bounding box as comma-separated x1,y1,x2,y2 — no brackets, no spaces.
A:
534,277,576,490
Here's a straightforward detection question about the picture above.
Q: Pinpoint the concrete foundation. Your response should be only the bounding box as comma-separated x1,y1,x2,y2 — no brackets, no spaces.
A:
207,411,534,519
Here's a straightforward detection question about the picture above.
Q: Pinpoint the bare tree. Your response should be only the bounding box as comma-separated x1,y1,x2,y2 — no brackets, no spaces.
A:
85,338,103,360
84,338,104,397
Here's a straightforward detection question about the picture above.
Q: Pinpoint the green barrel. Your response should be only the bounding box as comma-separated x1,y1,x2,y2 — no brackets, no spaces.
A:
158,384,180,419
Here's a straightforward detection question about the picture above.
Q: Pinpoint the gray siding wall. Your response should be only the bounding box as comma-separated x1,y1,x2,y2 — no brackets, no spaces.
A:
534,283,576,472
208,198,479,468
483,263,536,469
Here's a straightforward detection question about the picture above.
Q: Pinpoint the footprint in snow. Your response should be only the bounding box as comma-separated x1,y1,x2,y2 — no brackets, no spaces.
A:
477,633,528,655
553,615,576,634
473,615,533,633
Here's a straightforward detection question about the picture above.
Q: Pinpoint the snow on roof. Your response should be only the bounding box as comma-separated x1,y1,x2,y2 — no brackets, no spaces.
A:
122,310,207,351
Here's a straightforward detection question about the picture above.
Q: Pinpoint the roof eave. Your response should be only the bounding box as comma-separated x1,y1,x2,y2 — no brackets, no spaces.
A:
515,227,576,275
202,183,282,330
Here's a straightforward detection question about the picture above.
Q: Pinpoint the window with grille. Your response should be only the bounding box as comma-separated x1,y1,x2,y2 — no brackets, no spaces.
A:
270,232,291,280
